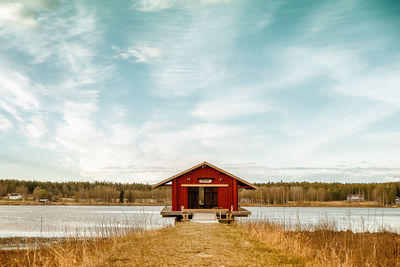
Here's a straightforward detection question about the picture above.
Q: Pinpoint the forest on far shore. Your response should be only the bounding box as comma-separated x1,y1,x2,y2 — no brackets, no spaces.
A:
0,179,399,205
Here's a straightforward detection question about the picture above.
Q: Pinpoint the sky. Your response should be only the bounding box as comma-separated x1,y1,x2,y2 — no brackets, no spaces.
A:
0,0,400,184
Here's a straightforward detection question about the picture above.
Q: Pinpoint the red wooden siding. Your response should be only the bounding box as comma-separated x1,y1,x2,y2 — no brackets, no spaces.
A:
172,165,239,211
153,162,255,212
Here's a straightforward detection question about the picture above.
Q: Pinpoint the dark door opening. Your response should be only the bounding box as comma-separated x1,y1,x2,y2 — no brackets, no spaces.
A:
188,187,218,209
204,187,218,208
188,187,199,209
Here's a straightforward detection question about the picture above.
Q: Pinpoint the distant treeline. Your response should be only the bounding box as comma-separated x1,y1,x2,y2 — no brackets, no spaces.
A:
0,180,171,204
246,182,400,205
0,179,399,205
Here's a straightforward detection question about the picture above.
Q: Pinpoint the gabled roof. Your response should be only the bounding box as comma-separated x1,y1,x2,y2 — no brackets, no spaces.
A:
152,161,257,189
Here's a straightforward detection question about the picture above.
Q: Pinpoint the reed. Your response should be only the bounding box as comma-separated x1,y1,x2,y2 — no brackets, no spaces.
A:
1,217,399,266
0,228,164,267
0,215,167,267
236,219,400,266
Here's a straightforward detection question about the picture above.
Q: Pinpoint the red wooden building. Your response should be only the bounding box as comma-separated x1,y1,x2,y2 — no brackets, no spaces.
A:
153,161,256,221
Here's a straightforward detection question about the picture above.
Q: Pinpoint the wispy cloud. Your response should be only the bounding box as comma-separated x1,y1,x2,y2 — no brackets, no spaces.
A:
0,1,124,179
131,0,232,12
305,0,356,35
113,45,164,63
0,2,39,30
22,115,47,138
192,92,270,121
0,114,12,132
333,65,400,106
0,0,59,30
134,3,240,97
0,68,45,139
53,101,140,179
224,163,400,183
0,71,40,112
1,0,399,182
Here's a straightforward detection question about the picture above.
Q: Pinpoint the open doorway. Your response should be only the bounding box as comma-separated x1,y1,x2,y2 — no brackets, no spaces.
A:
188,187,218,209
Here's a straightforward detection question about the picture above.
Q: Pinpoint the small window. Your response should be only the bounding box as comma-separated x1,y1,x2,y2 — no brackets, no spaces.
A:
198,178,213,184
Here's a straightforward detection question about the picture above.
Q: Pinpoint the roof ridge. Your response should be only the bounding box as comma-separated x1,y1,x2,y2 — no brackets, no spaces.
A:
152,161,256,189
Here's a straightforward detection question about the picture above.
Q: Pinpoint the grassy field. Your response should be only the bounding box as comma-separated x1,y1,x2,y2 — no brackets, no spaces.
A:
1,222,399,266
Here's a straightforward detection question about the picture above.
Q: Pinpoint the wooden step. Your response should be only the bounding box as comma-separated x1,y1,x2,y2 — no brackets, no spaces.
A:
191,212,219,223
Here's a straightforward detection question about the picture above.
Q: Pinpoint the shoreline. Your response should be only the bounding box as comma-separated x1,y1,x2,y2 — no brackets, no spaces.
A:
0,200,396,208
0,203,400,209
0,201,166,206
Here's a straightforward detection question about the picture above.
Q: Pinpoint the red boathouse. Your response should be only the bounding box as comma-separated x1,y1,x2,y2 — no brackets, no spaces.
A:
153,161,256,221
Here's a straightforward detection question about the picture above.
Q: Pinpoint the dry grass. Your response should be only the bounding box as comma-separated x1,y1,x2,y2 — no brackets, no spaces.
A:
0,220,153,267
2,220,399,266
1,223,308,267
0,237,113,267
94,223,308,266
0,228,152,267
237,220,400,267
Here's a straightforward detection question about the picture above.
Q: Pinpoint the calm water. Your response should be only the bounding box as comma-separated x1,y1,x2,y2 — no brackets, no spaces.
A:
241,207,400,233
0,206,399,238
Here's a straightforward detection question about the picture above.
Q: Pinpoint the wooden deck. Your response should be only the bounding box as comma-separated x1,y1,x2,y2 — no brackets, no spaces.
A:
160,206,251,218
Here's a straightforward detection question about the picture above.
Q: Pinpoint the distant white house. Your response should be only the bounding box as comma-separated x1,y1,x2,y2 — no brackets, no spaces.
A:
347,195,364,202
39,198,50,203
8,193,23,200
240,198,252,203
395,196,400,205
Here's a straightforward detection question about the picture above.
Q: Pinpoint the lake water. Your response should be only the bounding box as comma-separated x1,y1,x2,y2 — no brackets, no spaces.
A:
240,207,400,233
0,206,399,238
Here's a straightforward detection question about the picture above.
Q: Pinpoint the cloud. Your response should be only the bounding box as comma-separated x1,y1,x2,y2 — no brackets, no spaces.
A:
137,121,254,168
22,116,47,138
1,0,59,9
61,42,99,86
0,0,399,183
53,101,142,179
0,2,112,147
113,45,164,63
135,3,239,97
0,114,12,132
2,0,104,81
0,2,130,180
0,71,40,116
306,0,355,34
132,0,232,12
267,46,365,89
0,0,59,30
219,162,400,183
0,67,52,141
220,36,399,173
0,2,39,29
333,66,400,106
192,93,270,121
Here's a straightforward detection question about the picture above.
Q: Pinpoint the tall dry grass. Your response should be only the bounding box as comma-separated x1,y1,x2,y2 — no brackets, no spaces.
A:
0,228,159,267
2,217,399,266
0,217,164,267
237,220,400,266
1,237,112,267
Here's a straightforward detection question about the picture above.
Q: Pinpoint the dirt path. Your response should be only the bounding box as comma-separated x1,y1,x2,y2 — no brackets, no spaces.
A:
95,223,309,267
